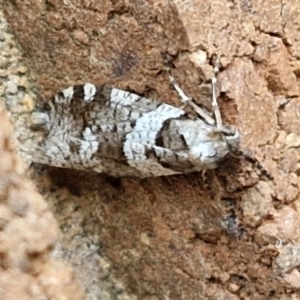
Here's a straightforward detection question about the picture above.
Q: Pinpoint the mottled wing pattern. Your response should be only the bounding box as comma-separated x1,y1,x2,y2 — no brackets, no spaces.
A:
31,83,240,177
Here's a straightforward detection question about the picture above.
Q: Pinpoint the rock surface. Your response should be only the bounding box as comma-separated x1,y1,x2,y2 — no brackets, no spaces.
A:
0,96,85,299
1,0,300,299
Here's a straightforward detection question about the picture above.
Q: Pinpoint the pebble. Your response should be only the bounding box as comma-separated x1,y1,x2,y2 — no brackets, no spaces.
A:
5,81,18,94
21,94,35,111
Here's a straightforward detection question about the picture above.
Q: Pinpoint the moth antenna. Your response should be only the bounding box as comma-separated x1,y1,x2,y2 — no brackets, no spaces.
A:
167,71,216,126
232,149,274,181
211,55,223,130
243,150,274,181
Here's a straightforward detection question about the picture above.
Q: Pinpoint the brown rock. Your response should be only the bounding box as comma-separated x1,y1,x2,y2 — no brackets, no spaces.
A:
257,206,300,245
0,103,85,299
2,0,300,299
241,181,273,227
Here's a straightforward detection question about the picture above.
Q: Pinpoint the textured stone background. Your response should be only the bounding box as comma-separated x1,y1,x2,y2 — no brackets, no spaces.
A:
1,0,300,299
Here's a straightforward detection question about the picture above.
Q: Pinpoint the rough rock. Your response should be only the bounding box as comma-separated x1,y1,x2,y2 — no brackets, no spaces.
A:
2,0,300,299
0,102,85,299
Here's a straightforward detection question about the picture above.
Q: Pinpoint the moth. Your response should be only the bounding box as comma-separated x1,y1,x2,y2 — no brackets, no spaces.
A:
30,69,240,178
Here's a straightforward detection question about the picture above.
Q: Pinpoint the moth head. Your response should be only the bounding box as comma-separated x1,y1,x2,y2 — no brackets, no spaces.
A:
181,122,241,170
220,125,241,154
